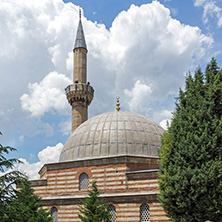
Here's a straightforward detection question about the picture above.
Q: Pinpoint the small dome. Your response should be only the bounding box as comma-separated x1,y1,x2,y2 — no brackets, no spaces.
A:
59,111,164,162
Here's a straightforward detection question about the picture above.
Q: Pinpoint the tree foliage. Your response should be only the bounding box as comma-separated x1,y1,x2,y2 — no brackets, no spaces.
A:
0,133,52,221
0,132,25,216
158,58,222,222
2,179,52,222
78,181,112,222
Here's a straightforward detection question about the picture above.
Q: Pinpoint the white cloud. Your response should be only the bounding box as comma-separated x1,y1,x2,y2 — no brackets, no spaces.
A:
160,119,172,130
0,0,80,140
14,143,63,179
38,143,63,163
0,0,215,150
84,1,213,119
157,109,173,130
19,135,24,142
194,0,207,6
111,2,212,118
59,120,71,135
194,0,222,27
124,80,152,114
20,72,71,117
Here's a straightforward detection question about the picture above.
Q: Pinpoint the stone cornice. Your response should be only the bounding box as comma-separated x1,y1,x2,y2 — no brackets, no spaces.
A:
39,155,160,177
39,191,158,206
126,169,159,174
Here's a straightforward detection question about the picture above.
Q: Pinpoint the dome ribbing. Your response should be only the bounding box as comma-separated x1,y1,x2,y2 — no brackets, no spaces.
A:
59,111,164,162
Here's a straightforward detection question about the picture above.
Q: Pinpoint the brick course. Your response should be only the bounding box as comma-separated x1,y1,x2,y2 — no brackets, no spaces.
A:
31,156,171,221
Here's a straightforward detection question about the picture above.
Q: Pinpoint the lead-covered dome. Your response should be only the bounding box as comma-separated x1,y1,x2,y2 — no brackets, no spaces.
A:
59,111,164,162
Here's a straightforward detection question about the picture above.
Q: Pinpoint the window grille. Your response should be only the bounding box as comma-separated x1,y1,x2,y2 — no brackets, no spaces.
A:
51,207,58,222
108,205,116,222
79,173,89,190
140,204,150,222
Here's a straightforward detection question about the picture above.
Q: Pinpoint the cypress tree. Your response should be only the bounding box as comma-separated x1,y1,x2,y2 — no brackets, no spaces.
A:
158,58,222,222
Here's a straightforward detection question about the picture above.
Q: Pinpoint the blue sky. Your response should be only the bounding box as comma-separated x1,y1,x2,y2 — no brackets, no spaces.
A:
63,1,198,26
0,0,222,178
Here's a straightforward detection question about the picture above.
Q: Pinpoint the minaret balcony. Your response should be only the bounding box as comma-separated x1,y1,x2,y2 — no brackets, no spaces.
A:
65,83,94,107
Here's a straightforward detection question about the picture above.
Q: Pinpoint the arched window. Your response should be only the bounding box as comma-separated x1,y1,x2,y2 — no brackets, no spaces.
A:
51,207,58,222
108,205,116,222
79,173,89,190
140,204,150,222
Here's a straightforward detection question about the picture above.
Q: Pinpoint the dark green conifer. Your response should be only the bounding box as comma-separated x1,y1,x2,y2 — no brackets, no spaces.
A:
0,132,25,218
78,181,112,222
158,58,222,222
0,133,52,222
3,179,52,222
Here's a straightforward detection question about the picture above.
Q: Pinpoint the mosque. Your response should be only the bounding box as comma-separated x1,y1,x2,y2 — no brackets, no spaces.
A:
31,11,171,222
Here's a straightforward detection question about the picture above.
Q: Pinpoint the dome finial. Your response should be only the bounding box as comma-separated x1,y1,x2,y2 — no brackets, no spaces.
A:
116,97,120,112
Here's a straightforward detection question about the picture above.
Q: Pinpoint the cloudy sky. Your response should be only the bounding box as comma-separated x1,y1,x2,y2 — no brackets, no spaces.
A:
1,0,222,179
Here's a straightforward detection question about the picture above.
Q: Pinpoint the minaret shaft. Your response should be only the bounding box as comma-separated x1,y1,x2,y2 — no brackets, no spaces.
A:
73,48,87,83
66,11,94,133
72,104,88,132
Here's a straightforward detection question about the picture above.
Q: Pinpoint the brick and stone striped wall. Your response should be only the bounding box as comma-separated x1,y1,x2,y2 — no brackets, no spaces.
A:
42,202,169,222
31,156,171,221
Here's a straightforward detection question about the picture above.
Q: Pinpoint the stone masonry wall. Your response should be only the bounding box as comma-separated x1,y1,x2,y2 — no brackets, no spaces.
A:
33,160,171,221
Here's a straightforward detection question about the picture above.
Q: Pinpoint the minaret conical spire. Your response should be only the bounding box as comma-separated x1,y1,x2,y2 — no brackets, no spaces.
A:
74,9,87,50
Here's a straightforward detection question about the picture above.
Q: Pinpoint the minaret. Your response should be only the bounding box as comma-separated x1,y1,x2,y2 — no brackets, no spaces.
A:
66,10,94,133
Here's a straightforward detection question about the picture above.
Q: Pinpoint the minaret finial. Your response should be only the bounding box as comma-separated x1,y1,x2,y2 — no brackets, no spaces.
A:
79,8,81,19
116,97,120,112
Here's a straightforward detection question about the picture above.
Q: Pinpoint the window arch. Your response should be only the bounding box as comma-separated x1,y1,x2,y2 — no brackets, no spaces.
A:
79,173,89,190
51,207,58,222
108,205,116,222
140,204,150,222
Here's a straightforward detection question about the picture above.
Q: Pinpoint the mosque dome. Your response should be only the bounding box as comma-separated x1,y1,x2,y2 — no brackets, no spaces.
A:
59,111,164,162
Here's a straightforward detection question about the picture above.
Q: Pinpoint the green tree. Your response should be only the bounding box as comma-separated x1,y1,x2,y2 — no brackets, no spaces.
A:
3,179,52,222
158,58,222,222
0,132,25,216
78,181,112,222
0,132,52,221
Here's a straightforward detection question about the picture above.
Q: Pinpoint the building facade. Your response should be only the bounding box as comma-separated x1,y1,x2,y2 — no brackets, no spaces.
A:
31,10,171,222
